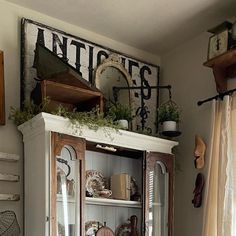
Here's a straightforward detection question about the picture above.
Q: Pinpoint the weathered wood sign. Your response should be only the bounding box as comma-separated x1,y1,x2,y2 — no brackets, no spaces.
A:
21,18,160,134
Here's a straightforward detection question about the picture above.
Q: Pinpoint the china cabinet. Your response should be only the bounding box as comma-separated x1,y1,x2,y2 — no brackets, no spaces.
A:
19,112,177,236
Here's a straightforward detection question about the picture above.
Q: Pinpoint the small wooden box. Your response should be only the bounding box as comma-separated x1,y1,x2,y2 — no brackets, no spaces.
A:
31,79,103,112
111,173,131,200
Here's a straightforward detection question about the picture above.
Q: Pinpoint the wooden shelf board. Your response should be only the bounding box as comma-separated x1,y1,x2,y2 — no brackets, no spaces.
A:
44,80,102,104
47,71,96,91
0,194,20,201
0,173,19,182
204,48,236,68
85,197,142,208
0,152,19,162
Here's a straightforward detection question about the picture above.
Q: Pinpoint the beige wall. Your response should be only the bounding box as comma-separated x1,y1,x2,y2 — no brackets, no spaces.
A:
0,0,160,233
162,33,216,236
2,1,230,235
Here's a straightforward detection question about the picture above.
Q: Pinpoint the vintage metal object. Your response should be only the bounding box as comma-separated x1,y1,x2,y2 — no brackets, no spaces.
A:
31,44,104,112
96,222,114,236
130,215,139,236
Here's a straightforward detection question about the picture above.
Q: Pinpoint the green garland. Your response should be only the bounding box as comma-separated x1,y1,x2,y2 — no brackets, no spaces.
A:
9,99,120,133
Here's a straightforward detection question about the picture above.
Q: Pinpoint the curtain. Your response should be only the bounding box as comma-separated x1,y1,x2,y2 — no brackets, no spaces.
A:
202,95,236,236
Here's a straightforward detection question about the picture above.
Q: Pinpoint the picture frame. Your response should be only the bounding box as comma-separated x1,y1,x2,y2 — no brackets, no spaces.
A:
207,30,229,60
0,51,5,125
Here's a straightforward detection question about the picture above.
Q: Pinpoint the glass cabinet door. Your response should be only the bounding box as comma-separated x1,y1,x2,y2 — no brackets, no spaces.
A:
51,133,85,236
144,152,173,236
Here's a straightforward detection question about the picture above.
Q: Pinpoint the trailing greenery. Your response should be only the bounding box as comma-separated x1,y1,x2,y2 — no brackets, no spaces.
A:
158,102,180,123
52,105,120,132
9,99,51,126
9,99,120,132
107,103,132,122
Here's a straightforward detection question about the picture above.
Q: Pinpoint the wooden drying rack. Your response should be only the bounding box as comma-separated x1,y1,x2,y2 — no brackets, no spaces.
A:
0,152,20,201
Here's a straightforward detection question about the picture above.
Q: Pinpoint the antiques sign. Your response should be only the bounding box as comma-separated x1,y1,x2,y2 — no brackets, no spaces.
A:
21,18,160,134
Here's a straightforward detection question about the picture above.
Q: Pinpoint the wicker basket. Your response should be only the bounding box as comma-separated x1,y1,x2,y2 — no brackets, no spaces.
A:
0,211,20,236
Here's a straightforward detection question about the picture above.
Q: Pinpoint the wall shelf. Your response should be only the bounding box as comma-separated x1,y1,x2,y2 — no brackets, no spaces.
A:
203,48,236,92
0,152,20,162
0,194,20,201
204,48,236,69
0,173,19,182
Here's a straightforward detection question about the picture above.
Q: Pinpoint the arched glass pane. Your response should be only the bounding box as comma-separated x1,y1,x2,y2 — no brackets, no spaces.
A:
56,145,80,236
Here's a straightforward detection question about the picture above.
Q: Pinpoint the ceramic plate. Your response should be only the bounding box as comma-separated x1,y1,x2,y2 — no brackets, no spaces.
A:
85,221,102,236
115,223,131,236
86,170,105,195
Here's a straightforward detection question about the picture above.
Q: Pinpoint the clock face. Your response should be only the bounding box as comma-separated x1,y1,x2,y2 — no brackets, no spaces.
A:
208,30,228,60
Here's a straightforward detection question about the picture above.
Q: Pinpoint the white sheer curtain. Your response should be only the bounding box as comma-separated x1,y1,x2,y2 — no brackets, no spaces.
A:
202,95,236,236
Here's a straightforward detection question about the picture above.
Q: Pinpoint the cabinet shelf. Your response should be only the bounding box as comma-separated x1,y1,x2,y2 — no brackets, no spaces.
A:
57,195,142,208
85,197,142,208
57,194,75,203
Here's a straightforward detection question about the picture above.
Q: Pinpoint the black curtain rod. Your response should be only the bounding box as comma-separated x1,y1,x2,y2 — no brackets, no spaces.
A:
197,87,236,106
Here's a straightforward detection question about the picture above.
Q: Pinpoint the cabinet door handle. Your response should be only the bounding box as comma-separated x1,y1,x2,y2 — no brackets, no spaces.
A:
46,216,50,222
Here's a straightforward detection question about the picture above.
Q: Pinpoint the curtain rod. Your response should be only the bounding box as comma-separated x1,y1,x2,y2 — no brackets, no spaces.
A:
197,87,236,106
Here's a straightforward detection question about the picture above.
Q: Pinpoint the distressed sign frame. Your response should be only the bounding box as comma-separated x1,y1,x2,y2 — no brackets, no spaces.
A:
21,18,160,134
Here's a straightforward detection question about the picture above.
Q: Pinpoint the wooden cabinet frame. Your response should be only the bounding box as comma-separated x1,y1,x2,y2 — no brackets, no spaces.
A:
51,132,86,236
144,152,174,236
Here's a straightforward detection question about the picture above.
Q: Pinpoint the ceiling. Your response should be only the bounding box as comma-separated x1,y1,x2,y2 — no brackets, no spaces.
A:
6,0,236,55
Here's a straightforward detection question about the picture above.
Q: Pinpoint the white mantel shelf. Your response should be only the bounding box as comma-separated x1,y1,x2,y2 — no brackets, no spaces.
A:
18,112,178,154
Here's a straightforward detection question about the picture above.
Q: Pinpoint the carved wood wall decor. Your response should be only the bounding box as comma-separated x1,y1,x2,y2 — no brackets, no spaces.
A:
0,51,5,125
